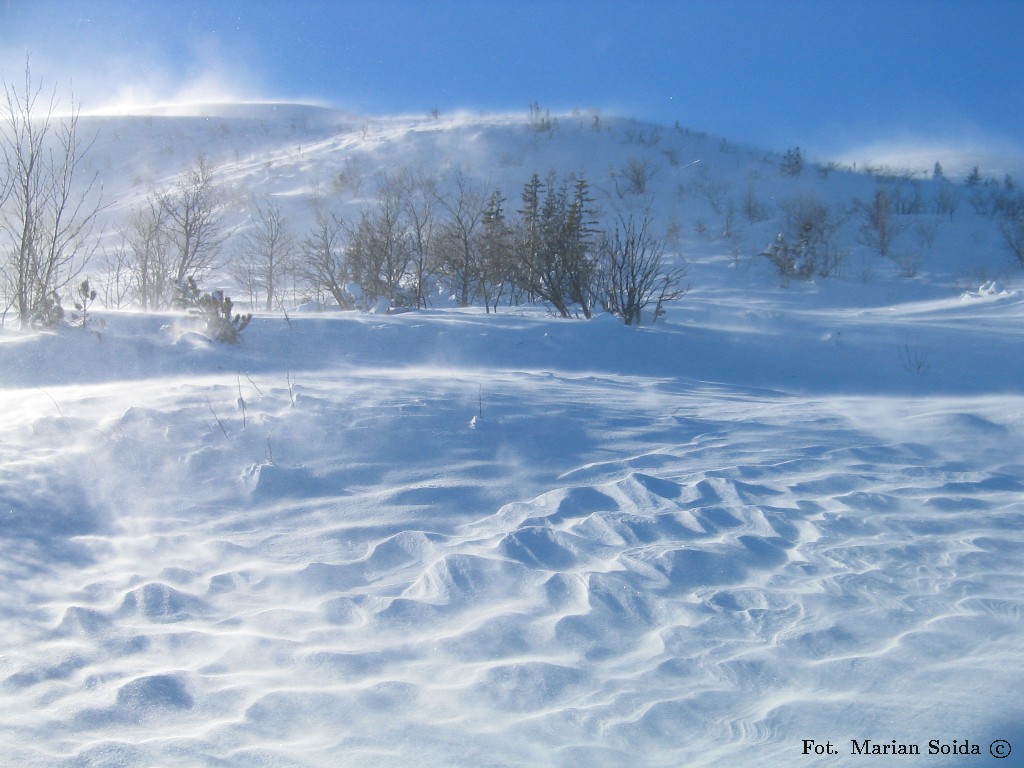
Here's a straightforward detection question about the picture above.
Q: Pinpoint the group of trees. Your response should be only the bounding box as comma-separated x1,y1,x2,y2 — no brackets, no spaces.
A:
0,63,237,330
0,65,687,329
96,162,688,326
760,186,939,282
758,173,1024,282
103,156,227,312
109,161,683,325
304,168,688,323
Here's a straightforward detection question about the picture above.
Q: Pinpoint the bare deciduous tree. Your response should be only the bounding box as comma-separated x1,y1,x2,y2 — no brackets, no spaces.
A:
119,197,174,309
613,157,657,197
0,59,103,327
933,184,959,221
599,210,687,325
231,198,295,310
435,168,488,308
999,204,1024,267
858,188,905,260
158,155,227,290
397,168,438,309
347,174,411,305
298,207,353,309
97,238,132,309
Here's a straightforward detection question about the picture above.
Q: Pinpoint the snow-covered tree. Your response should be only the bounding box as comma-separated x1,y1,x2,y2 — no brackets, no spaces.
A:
175,276,251,343
763,195,845,281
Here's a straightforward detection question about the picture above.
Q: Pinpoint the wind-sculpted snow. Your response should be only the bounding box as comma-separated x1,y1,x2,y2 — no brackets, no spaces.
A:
1,307,1023,765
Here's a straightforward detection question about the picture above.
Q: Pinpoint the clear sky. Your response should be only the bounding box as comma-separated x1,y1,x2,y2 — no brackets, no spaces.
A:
2,0,1022,168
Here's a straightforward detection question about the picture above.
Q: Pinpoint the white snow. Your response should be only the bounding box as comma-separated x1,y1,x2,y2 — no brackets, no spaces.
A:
1,103,1023,767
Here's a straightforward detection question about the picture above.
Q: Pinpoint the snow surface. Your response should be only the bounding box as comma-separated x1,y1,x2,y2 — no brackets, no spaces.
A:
2,104,1024,766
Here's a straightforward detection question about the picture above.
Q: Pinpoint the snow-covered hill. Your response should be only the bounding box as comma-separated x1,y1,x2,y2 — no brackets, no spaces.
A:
2,103,1023,766
74,101,1019,304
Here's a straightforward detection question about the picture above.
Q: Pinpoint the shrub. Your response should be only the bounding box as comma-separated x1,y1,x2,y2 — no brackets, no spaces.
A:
175,277,252,343
30,291,65,329
762,195,845,281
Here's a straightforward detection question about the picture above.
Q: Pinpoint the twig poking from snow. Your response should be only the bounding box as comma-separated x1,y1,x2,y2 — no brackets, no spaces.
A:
236,375,248,429
278,299,294,331
287,371,297,408
37,388,63,417
207,398,229,439
265,437,275,465
243,371,264,396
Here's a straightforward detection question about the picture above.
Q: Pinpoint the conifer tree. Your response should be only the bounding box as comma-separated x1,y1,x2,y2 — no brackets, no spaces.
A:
480,190,512,312
511,172,599,317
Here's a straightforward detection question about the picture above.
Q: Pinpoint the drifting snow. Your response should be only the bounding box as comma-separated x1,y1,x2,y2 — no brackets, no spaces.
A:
1,293,1023,767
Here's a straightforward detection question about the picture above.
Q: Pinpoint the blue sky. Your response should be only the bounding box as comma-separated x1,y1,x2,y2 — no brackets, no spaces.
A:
2,0,1022,168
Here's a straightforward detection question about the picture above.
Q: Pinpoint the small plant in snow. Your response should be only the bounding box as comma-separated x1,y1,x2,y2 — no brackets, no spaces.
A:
70,278,103,331
470,385,483,429
893,250,922,278
175,277,252,343
898,339,931,374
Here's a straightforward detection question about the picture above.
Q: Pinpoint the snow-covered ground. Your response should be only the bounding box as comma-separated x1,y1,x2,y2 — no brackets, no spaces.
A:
2,104,1023,766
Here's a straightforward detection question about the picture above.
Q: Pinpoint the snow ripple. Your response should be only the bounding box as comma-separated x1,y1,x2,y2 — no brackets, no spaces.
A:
1,373,1023,766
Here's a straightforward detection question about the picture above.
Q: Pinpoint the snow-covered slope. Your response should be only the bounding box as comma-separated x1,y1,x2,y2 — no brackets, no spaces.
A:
77,101,1018,300
2,103,1023,766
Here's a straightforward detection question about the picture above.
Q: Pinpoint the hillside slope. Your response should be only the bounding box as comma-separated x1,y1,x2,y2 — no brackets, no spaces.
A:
77,102,1019,307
